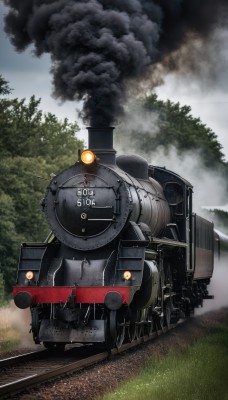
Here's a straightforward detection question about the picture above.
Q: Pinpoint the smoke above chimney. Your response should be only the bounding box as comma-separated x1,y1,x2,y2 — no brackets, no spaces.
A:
3,0,228,127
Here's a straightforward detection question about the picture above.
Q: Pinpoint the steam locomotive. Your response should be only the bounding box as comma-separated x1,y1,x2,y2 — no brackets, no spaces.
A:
13,127,227,350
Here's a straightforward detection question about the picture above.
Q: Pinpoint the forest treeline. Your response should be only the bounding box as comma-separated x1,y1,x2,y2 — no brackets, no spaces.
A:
0,75,227,298
0,75,83,296
117,94,228,171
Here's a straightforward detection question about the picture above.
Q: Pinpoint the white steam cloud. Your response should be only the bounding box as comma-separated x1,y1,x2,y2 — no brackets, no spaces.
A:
0,301,36,348
116,101,228,314
196,258,228,315
115,101,227,215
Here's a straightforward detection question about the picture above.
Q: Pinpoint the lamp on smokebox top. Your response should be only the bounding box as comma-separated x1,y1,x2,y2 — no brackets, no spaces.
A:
81,150,96,165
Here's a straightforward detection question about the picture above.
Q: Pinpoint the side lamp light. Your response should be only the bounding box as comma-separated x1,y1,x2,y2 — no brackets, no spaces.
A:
25,271,34,281
123,271,132,281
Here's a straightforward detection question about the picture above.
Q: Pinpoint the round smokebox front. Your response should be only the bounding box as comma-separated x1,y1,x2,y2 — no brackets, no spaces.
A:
45,164,130,250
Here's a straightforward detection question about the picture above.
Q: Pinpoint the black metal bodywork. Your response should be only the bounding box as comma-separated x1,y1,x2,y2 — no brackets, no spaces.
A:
14,127,222,348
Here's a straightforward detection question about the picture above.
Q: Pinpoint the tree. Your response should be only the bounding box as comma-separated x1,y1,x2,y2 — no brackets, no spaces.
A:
117,94,227,171
144,94,226,167
0,75,84,293
0,273,5,305
0,75,11,96
116,94,228,231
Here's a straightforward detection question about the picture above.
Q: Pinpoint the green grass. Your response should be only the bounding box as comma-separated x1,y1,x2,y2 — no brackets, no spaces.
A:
98,325,228,400
0,304,21,352
0,339,20,352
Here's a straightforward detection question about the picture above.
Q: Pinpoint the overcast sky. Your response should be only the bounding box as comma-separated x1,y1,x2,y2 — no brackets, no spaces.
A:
1,4,228,160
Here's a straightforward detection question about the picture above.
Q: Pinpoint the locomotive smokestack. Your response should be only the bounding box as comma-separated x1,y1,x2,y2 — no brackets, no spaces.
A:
87,127,116,165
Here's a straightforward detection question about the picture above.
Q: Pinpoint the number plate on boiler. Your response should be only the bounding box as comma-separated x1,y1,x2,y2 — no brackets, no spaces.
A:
76,188,96,207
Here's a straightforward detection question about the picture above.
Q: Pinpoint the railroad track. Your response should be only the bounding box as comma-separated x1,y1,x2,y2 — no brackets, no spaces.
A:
0,349,47,368
0,325,170,399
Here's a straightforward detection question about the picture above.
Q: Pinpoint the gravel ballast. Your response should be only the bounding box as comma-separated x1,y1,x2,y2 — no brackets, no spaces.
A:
3,308,228,400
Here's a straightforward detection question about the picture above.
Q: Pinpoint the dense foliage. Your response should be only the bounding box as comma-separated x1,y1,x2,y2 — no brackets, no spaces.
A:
116,93,228,231
144,94,226,166
0,75,83,295
118,94,227,172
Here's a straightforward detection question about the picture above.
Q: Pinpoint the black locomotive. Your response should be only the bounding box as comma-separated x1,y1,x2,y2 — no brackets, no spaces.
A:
13,127,227,350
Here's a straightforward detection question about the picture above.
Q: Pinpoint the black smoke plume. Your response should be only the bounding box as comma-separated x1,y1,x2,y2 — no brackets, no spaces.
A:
3,0,228,126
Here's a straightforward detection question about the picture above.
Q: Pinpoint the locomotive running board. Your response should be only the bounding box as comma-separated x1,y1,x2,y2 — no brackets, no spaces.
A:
152,238,187,247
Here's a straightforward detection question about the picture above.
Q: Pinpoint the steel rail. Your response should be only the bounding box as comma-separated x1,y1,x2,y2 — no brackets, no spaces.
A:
0,325,173,398
0,350,47,368
0,350,109,398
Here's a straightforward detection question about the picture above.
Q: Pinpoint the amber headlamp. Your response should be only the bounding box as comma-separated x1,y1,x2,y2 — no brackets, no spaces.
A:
81,150,96,165
25,271,34,280
123,271,132,281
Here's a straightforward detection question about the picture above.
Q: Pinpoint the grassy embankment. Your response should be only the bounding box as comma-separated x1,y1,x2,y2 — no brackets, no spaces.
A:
98,324,228,400
0,304,20,352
